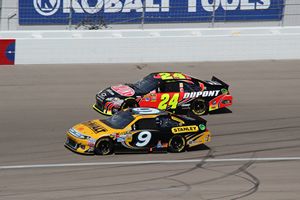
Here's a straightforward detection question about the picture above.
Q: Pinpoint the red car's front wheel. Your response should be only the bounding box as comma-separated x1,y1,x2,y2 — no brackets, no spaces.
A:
121,99,139,110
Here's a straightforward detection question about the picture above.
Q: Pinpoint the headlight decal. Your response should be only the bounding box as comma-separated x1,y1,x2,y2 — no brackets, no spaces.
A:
69,128,89,139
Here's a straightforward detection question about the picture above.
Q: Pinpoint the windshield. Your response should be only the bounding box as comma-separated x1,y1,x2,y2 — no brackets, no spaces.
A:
131,74,159,93
101,111,134,129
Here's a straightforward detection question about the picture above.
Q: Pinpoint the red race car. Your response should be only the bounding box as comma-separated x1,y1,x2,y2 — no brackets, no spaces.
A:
93,72,232,116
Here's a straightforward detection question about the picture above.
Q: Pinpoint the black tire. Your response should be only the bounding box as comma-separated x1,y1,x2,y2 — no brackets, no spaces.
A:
191,98,207,116
168,135,186,153
94,137,114,155
121,99,139,110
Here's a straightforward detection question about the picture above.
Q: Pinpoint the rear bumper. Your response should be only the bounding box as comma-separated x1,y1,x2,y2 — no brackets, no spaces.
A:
186,130,211,148
209,94,233,111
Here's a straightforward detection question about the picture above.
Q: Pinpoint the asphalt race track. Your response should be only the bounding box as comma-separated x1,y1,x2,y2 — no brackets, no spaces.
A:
0,60,300,200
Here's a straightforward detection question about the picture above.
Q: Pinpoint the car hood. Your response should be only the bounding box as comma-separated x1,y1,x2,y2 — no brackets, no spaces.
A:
72,119,115,138
96,84,138,100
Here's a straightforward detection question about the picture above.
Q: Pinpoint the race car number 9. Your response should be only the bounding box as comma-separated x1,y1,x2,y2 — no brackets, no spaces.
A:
133,108,160,114
136,131,152,147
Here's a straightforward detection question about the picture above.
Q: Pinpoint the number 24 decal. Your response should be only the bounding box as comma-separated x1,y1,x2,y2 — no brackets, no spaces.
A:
159,73,186,80
158,93,179,110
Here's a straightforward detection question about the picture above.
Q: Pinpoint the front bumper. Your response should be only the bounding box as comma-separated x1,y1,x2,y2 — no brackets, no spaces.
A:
93,103,113,116
64,133,95,155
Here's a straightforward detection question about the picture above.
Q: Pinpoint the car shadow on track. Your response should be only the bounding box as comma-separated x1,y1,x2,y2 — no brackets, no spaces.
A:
187,144,210,152
209,107,233,115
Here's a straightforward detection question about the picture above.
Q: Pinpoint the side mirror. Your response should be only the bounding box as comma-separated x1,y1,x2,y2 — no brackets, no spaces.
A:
156,87,160,93
155,117,161,126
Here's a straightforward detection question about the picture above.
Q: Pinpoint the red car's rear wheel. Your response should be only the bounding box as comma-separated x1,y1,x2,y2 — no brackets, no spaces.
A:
191,98,207,116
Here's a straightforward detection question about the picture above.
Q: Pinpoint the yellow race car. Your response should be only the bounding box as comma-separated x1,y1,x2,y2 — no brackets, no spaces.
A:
65,108,211,155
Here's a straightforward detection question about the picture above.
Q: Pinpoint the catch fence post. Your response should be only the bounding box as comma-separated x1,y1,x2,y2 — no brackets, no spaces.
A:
68,0,73,30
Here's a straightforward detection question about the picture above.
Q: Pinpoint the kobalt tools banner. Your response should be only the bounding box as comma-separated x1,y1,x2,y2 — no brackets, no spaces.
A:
19,0,284,25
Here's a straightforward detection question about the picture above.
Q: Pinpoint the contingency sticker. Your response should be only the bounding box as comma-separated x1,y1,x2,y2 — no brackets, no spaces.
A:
171,125,199,134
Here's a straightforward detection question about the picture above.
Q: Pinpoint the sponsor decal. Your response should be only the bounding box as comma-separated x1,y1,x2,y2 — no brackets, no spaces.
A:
111,85,135,97
205,135,210,142
181,103,191,107
19,0,284,25
33,0,61,16
117,137,125,142
155,141,167,148
88,138,96,147
116,133,132,142
85,121,107,133
97,96,104,102
199,124,206,131
172,125,199,134
199,82,205,91
150,93,157,102
97,92,107,101
107,89,115,95
183,90,220,98
77,126,85,131
125,133,132,142
188,140,196,145
156,140,162,148
221,88,228,94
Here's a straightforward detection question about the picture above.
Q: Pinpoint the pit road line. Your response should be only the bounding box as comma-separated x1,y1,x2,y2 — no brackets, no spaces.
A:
1,157,300,170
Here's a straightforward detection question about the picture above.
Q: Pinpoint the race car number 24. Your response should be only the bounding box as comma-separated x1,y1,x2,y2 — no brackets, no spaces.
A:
158,93,179,110
159,73,186,80
136,131,152,147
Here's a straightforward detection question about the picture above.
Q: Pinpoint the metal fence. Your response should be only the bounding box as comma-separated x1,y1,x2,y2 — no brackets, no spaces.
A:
1,0,300,30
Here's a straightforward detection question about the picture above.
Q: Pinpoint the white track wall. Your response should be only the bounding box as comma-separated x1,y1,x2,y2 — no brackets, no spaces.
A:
1,26,300,64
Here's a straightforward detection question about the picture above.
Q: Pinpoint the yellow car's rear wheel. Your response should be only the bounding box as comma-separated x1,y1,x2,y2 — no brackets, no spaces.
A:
95,138,113,155
168,135,186,153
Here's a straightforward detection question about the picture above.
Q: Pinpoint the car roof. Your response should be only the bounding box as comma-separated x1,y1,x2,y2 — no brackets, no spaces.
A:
150,72,194,81
128,107,169,116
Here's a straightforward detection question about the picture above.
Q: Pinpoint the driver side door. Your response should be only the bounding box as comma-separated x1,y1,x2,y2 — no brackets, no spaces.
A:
128,118,161,149
155,81,184,111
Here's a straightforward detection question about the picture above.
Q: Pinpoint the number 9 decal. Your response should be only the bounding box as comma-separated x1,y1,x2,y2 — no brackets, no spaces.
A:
133,108,160,115
136,131,152,147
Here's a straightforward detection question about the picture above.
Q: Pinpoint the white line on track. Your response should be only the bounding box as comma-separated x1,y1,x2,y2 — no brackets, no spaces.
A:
1,157,300,170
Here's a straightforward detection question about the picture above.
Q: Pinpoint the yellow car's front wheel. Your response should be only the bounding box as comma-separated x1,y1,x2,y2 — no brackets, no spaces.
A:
95,138,114,155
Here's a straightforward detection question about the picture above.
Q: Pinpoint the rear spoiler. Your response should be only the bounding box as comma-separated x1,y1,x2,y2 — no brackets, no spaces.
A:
211,76,229,89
